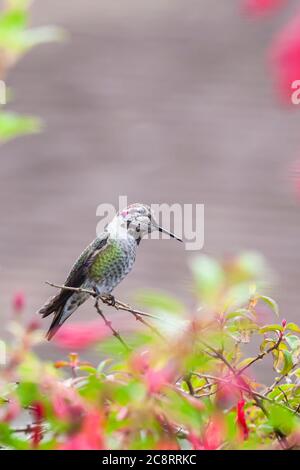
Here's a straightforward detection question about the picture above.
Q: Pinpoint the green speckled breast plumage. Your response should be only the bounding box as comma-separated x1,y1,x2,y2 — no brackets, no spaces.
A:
89,237,137,294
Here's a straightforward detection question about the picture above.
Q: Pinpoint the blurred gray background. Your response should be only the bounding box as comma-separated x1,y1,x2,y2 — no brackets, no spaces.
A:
1,0,300,340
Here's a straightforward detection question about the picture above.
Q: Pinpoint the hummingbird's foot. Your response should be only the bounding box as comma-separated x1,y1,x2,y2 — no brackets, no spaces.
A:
93,287,100,298
103,294,116,307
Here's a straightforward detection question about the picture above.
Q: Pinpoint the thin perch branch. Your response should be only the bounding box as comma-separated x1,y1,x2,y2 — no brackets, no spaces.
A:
237,333,283,375
192,373,297,414
94,298,130,351
45,281,165,341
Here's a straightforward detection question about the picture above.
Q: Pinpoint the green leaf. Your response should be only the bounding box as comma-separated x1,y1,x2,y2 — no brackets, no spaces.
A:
21,26,66,50
286,322,300,333
0,9,27,32
293,368,300,379
135,290,185,315
17,352,43,381
227,316,258,343
260,339,276,352
236,251,269,280
226,309,254,321
0,422,30,450
268,384,294,400
97,358,112,374
164,389,205,429
237,357,256,370
114,381,146,406
190,255,225,303
0,8,28,53
285,334,300,351
16,382,39,407
259,324,283,334
0,7,65,55
77,365,96,374
7,0,32,8
268,404,296,435
0,112,41,142
258,295,279,317
280,350,294,375
273,350,294,375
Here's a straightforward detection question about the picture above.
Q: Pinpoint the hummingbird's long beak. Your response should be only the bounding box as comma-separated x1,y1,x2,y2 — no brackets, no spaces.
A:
156,225,182,242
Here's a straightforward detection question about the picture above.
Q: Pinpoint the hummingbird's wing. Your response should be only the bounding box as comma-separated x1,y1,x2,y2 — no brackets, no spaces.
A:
38,232,110,320
64,232,110,290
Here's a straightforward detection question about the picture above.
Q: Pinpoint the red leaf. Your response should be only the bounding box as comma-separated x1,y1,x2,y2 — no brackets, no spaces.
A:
236,400,249,440
31,401,45,448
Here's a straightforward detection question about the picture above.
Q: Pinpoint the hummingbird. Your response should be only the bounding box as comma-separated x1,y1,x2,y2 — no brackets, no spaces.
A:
38,203,182,340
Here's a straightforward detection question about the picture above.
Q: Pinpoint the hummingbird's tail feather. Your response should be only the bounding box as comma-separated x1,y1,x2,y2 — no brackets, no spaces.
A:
37,292,68,318
45,305,67,341
45,291,89,340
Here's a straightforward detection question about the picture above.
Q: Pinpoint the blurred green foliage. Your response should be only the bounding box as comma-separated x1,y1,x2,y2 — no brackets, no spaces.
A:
0,0,63,143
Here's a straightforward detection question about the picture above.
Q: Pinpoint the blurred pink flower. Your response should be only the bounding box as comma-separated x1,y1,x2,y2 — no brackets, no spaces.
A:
188,432,204,450
53,320,109,349
12,291,25,314
216,377,240,406
244,0,286,16
188,415,225,450
26,319,41,332
53,395,84,425
202,416,225,450
130,349,150,374
270,11,300,103
53,395,70,420
215,373,252,409
60,411,105,450
144,365,174,394
2,398,20,423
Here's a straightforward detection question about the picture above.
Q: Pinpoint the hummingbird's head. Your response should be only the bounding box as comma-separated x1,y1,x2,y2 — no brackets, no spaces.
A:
115,203,182,243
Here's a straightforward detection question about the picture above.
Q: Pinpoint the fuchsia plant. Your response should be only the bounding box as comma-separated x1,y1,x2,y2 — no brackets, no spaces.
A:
1,253,300,450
